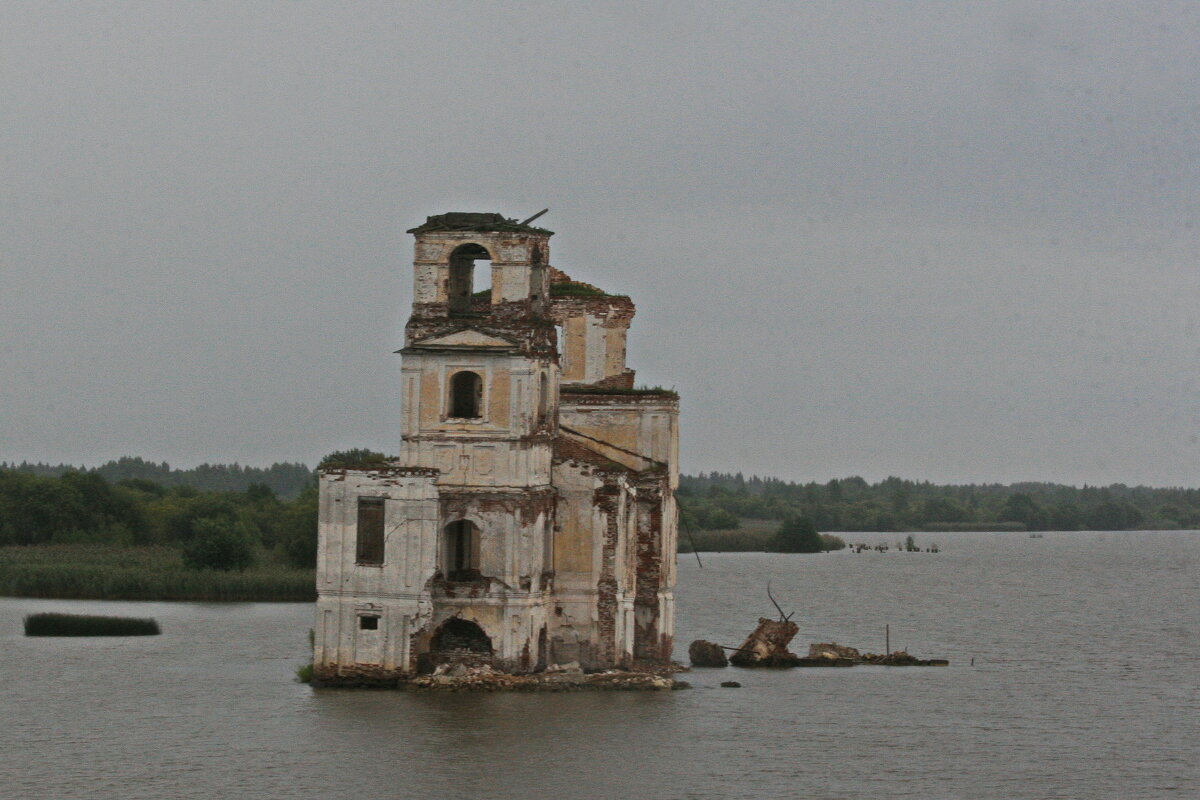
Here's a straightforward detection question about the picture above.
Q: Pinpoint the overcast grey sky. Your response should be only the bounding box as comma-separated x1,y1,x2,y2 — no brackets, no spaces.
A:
2,1,1197,486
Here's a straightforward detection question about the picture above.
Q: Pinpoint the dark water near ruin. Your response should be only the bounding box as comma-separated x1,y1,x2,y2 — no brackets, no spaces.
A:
1,530,1197,799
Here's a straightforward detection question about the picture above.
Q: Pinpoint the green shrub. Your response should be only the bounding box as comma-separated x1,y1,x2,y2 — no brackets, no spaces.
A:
163,495,242,543
182,518,256,571
770,516,823,553
24,612,160,636
820,533,846,551
276,487,318,568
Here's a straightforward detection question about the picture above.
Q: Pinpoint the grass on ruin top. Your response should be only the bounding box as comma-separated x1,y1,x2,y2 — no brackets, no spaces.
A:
550,282,629,299
25,612,160,636
562,384,679,398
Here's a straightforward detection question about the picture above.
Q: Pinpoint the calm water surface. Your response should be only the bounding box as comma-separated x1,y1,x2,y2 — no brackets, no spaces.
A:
1,531,1196,799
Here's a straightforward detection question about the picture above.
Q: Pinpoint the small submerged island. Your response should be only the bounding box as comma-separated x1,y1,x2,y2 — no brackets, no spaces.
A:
24,612,160,637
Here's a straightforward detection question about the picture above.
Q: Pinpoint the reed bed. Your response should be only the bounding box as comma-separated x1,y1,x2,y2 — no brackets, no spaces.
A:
0,545,315,602
24,612,160,636
679,521,846,553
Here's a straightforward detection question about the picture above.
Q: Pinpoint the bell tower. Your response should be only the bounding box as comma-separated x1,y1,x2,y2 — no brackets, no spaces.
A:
397,212,558,672
313,209,679,682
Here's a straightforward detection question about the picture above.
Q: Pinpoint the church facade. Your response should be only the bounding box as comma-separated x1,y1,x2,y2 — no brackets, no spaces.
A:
312,212,679,680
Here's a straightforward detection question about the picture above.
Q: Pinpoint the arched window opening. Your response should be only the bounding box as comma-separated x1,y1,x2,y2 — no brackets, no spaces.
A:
449,371,483,419
448,243,492,316
444,520,481,580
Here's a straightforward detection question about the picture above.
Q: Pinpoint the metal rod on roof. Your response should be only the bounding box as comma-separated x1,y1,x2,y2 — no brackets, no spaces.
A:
520,208,549,226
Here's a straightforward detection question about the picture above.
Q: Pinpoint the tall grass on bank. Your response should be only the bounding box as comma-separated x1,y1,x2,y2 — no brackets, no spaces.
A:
0,545,315,602
25,612,160,636
679,521,846,553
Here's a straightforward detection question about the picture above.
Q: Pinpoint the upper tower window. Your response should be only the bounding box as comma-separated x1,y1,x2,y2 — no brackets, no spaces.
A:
447,243,492,316
449,371,483,418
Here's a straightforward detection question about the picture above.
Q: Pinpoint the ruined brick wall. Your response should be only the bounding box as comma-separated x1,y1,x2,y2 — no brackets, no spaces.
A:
548,287,635,386
633,481,668,661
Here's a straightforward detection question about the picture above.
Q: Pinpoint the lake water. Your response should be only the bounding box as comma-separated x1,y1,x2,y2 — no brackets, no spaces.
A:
1,531,1196,799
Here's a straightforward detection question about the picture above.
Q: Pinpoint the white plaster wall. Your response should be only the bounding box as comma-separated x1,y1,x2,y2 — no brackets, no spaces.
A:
314,469,439,673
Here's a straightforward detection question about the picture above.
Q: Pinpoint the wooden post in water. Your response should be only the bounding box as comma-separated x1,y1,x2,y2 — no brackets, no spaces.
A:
886,624,890,655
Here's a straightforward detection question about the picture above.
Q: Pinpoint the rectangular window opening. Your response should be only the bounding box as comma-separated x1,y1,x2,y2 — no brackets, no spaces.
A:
356,497,385,565
359,615,379,631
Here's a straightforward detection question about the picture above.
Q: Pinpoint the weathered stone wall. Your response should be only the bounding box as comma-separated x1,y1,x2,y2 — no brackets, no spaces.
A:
411,230,551,307
315,215,679,679
547,452,640,670
313,467,439,678
549,293,635,385
558,394,679,486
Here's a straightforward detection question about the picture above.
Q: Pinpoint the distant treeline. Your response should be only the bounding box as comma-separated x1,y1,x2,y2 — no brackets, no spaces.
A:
4,456,312,499
2,459,1197,559
0,465,316,567
679,472,1200,532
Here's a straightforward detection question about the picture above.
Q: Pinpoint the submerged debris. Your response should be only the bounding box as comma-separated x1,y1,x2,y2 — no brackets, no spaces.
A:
728,617,802,667
688,639,729,667
802,642,948,667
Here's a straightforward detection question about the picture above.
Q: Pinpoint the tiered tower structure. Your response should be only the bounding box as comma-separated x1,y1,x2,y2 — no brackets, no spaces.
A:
313,212,678,681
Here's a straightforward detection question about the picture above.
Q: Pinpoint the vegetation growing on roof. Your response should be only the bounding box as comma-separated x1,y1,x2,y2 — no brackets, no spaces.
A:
317,449,393,470
561,385,679,399
550,281,608,297
406,212,552,236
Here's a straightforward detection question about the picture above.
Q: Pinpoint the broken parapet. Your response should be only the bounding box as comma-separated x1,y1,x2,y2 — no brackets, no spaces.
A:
688,639,729,667
729,617,802,667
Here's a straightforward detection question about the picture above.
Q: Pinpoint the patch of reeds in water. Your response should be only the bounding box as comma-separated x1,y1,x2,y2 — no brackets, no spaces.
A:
0,545,315,602
24,612,160,636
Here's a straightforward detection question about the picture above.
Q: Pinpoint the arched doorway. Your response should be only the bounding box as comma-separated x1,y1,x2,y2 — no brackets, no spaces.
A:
430,618,493,664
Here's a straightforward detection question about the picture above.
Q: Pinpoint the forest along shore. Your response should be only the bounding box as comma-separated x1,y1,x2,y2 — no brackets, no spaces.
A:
2,457,1197,601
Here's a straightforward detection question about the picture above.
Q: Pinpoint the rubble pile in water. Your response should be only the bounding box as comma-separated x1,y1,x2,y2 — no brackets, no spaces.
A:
688,640,729,667
688,627,949,669
728,618,803,667
407,661,686,691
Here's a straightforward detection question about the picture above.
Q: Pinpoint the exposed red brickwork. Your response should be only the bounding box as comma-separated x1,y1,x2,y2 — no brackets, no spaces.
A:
593,483,622,667
633,481,670,660
592,371,637,390
439,487,556,526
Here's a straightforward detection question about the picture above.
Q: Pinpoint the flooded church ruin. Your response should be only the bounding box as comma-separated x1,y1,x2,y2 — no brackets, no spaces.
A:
312,212,679,681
